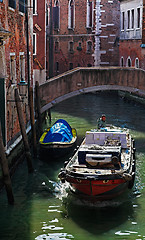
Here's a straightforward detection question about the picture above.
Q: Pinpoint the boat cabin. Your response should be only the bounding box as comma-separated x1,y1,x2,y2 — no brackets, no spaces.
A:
78,130,129,169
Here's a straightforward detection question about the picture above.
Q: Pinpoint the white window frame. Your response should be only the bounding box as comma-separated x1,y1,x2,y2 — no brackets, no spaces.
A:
68,41,74,53
121,11,125,31
33,33,37,55
135,57,139,68
127,10,130,30
126,56,132,67
86,0,94,29
33,0,37,15
54,0,60,30
120,56,124,67
137,7,141,29
87,40,93,53
131,8,134,29
68,0,75,30
10,53,16,83
19,52,25,82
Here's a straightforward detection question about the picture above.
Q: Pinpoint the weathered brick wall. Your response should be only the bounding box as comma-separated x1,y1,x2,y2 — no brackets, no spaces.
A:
47,0,120,77
100,0,120,66
142,0,145,43
33,0,46,70
119,40,145,68
0,0,33,147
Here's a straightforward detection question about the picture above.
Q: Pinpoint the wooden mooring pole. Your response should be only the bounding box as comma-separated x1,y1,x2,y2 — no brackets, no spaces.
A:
29,87,37,156
0,121,14,204
35,81,43,138
14,88,33,173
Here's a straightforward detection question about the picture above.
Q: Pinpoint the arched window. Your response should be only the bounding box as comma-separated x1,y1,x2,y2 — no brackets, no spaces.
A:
135,58,139,68
127,57,132,67
69,41,74,53
53,0,60,29
120,56,124,67
55,40,59,52
87,41,92,53
68,0,75,29
86,0,93,28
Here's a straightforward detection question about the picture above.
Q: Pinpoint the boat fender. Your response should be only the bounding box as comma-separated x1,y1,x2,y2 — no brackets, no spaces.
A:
122,173,132,181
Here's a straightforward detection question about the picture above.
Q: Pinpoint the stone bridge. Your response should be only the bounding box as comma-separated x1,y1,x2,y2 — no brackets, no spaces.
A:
39,67,145,113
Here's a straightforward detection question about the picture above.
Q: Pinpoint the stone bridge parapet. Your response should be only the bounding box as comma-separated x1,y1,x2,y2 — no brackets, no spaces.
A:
39,67,145,113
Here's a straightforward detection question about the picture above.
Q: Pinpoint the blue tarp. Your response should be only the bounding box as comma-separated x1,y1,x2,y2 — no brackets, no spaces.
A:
43,119,73,143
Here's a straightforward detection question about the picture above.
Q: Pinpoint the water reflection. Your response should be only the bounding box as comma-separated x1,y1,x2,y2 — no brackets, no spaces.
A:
61,195,136,235
0,92,145,240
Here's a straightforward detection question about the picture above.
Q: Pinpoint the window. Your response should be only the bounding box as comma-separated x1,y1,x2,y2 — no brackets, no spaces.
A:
68,0,75,29
10,54,16,83
120,57,124,67
131,9,134,29
121,12,125,30
55,62,59,74
127,10,130,29
55,40,59,52
33,33,37,55
77,42,82,51
0,0,3,2
9,0,16,9
19,53,25,81
19,0,25,13
127,57,132,67
135,58,139,68
87,64,92,67
53,0,60,30
69,41,74,53
33,0,37,15
69,63,73,70
87,0,93,28
87,41,92,53
46,4,49,26
137,8,140,28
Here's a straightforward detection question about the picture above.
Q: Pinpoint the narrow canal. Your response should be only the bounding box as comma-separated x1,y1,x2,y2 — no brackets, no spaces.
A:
0,91,145,240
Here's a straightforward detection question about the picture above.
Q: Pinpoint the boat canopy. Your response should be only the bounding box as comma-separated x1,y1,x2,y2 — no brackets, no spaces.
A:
43,119,73,143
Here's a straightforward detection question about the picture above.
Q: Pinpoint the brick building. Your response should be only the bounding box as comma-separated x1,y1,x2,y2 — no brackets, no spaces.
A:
46,0,120,77
0,0,33,149
119,0,145,69
33,0,47,85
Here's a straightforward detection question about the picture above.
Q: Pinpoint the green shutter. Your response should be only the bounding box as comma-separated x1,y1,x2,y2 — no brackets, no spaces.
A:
0,78,6,145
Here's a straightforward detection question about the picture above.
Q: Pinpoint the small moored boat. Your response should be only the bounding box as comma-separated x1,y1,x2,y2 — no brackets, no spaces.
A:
58,126,136,201
39,119,77,159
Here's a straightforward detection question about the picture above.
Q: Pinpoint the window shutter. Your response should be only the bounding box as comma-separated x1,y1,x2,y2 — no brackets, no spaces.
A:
89,2,92,27
9,0,16,9
19,0,25,13
53,6,59,29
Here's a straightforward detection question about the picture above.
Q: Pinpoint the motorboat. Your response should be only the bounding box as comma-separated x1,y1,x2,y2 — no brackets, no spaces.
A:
58,126,136,200
39,119,77,159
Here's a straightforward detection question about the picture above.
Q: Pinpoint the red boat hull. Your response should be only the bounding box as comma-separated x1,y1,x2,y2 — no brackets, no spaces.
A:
66,177,128,200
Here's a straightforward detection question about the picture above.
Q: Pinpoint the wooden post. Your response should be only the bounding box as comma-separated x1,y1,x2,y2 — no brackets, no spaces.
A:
0,121,14,204
14,88,33,173
48,109,51,124
29,87,37,156
35,81,43,138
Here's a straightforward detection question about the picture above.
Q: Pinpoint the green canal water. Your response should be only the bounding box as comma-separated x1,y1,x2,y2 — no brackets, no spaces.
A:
0,92,145,240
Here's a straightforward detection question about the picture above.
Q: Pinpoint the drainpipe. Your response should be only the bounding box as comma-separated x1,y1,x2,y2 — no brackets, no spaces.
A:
49,0,54,78
94,0,101,66
25,0,31,93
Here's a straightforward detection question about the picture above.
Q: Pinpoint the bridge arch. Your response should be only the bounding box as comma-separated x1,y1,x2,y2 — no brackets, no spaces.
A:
39,67,145,113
